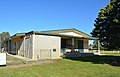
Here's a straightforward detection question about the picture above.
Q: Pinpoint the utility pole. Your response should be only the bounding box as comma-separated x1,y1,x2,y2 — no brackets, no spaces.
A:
97,40,100,54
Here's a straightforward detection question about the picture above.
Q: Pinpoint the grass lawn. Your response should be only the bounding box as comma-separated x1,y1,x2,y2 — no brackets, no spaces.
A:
6,55,25,66
0,54,120,77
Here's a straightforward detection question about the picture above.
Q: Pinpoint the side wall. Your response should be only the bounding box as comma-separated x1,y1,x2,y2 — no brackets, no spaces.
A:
18,35,33,59
33,34,61,60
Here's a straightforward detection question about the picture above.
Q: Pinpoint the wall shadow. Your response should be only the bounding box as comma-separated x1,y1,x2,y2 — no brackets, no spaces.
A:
64,55,120,66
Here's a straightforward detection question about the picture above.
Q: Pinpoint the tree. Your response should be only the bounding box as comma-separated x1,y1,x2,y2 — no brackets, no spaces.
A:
0,32,10,50
91,0,120,50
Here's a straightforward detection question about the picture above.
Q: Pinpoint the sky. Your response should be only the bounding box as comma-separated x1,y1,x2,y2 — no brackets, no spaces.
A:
0,0,110,36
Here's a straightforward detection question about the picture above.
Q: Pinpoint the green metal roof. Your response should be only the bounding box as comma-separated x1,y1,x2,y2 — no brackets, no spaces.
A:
41,28,88,34
2,28,98,43
11,33,26,38
41,28,94,37
26,29,98,40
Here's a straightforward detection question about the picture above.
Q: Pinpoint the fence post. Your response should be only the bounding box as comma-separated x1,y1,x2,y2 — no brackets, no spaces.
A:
50,49,52,60
26,51,28,65
40,50,41,60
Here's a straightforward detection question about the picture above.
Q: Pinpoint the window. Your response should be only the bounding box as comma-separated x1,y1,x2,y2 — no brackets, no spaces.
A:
61,39,67,48
53,49,56,52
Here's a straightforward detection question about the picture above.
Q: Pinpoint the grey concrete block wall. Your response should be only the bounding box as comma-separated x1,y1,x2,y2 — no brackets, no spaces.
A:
33,34,61,60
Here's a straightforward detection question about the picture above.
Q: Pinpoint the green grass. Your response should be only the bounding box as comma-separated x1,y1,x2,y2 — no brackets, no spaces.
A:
0,55,120,77
6,55,25,66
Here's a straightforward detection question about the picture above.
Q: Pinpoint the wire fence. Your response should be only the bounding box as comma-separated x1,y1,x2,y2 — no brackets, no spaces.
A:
89,50,120,54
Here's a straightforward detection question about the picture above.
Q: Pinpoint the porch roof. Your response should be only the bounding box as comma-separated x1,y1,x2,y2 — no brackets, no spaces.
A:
2,33,26,43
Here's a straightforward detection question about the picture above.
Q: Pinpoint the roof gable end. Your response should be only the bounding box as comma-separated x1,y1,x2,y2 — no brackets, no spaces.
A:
42,28,91,38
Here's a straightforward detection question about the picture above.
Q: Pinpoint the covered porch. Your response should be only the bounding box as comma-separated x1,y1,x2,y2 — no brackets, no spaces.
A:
3,34,25,56
61,37,89,53
60,35,98,57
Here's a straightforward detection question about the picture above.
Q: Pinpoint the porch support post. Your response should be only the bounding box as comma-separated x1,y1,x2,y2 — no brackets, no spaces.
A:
71,38,75,52
8,40,11,53
8,41,10,52
15,41,17,55
9,40,11,52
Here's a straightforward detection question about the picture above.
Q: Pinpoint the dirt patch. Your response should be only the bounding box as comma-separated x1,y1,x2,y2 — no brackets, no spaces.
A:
2,60,54,69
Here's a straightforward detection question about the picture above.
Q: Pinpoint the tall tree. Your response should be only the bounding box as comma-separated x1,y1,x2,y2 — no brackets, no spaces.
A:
91,0,120,50
0,32,10,50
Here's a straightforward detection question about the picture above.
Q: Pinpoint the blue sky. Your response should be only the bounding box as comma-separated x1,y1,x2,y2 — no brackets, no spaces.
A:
0,0,109,36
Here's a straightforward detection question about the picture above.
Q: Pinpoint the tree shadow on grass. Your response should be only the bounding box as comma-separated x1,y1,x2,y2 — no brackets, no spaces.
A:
65,55,120,66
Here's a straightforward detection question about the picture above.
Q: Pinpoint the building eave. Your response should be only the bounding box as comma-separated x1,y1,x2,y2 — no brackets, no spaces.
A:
1,33,26,43
26,31,98,40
